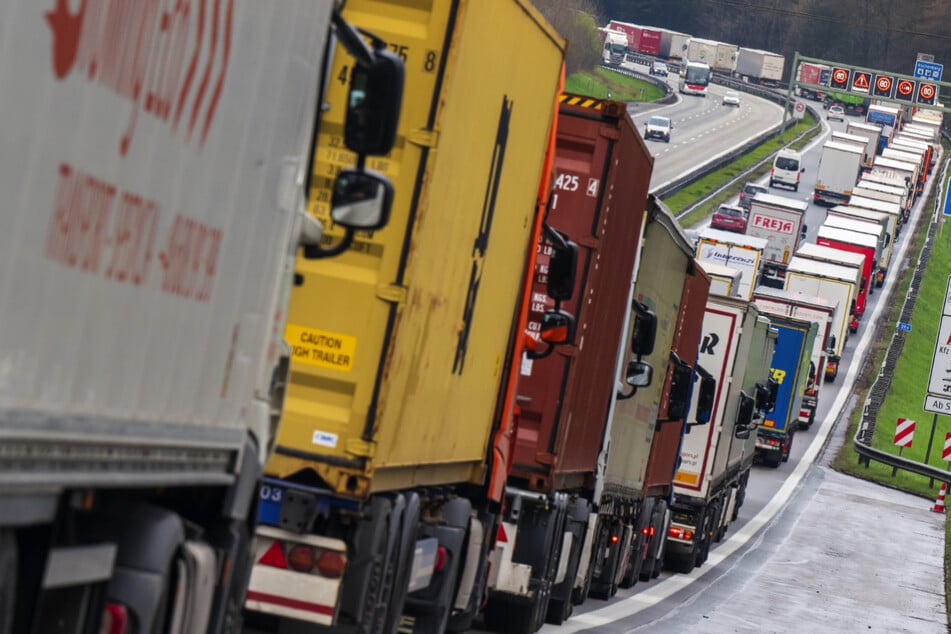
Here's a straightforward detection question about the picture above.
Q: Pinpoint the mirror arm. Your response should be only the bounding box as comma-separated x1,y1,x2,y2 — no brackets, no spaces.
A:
525,342,555,361
616,384,637,400
303,229,355,259
331,12,376,68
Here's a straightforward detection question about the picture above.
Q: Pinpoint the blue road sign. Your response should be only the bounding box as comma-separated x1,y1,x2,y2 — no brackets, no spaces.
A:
915,60,943,82
898,322,913,332
945,177,951,216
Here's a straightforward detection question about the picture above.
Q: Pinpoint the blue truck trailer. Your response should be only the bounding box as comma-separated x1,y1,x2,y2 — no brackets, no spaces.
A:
754,314,816,468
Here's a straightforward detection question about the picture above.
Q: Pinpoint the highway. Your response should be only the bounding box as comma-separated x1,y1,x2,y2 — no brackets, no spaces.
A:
523,80,947,633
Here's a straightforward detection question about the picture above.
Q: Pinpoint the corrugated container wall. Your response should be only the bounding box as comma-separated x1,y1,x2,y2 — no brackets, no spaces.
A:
267,0,566,497
603,203,694,500
512,97,654,494
644,257,711,497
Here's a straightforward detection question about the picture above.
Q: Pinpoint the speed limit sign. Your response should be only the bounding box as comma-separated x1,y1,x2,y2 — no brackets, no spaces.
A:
793,101,805,119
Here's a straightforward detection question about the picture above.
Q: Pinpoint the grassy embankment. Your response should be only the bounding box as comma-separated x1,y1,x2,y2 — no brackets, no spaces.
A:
565,68,664,102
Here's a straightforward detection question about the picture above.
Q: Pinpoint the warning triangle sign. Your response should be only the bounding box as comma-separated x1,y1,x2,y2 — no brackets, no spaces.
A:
852,72,870,92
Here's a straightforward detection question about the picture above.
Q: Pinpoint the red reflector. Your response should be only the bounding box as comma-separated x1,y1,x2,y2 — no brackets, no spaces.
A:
316,550,347,579
610,534,619,544
649,526,655,537
100,603,128,634
288,545,315,573
434,546,448,572
496,524,508,544
258,540,288,569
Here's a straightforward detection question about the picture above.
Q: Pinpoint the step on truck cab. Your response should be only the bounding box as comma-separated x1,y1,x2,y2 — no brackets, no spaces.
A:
247,2,569,632
754,315,817,467
666,294,775,572
590,198,715,591
752,288,836,430
486,94,654,633
744,193,808,288
0,4,401,633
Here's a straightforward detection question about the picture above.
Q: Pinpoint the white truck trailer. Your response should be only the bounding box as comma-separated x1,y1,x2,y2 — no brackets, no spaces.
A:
695,227,769,300
745,193,808,288
0,2,404,632
813,141,864,206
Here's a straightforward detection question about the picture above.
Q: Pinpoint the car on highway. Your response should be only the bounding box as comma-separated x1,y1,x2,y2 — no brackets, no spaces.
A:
738,182,768,211
828,105,845,121
710,204,748,233
644,115,672,143
651,61,668,77
722,91,741,107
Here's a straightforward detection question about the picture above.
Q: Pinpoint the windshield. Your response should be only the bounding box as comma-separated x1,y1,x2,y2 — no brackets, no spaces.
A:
607,43,626,53
648,117,669,128
718,207,743,217
685,65,710,85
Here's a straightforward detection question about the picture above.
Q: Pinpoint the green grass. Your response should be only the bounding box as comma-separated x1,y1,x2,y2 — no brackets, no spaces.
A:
565,68,664,102
661,113,819,226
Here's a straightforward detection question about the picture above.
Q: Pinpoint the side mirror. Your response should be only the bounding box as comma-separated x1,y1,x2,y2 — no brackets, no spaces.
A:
525,309,575,360
617,360,653,400
330,169,393,230
800,166,806,173
734,424,751,440
665,353,693,421
735,390,756,436
546,233,578,303
631,300,658,357
694,365,716,425
303,169,395,259
344,48,404,156
825,334,837,356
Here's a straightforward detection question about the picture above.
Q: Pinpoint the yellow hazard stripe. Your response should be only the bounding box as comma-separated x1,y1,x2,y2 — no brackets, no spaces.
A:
558,94,603,109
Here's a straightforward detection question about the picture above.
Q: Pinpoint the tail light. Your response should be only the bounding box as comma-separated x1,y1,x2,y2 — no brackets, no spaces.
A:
610,534,619,544
258,539,347,578
667,526,694,541
434,546,448,572
100,603,128,634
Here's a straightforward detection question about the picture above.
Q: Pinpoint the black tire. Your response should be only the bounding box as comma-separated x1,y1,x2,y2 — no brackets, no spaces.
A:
483,599,535,634
668,553,695,574
793,183,799,192
651,556,663,579
782,435,793,463
765,451,782,468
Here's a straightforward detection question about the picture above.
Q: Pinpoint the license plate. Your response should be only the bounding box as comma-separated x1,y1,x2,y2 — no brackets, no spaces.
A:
258,483,285,526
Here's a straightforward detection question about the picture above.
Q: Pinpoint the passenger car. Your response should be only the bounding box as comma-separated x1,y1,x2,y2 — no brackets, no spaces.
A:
738,182,768,211
710,204,748,233
828,105,845,121
651,61,668,77
722,91,741,107
644,116,672,143
770,149,804,191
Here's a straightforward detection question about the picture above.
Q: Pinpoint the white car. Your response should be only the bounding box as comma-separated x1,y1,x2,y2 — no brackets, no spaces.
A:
722,91,741,107
644,116,672,143
828,105,846,121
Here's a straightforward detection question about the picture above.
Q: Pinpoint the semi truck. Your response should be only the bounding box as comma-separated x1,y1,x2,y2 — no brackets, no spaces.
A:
586,197,715,597
754,315,816,468
605,21,662,57
846,121,885,158
784,254,861,381
667,295,775,571
0,2,404,633
745,193,809,288
714,41,740,73
694,227,769,300
861,171,914,219
816,224,879,318
602,30,629,67
245,2,568,632
828,206,895,284
831,130,876,168
853,182,910,229
734,48,785,87
659,29,691,61
487,95,654,632
752,288,837,429
813,141,865,206
795,62,831,100
684,38,719,66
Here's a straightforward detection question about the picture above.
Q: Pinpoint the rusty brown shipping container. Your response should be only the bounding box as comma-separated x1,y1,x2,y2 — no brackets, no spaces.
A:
511,95,653,495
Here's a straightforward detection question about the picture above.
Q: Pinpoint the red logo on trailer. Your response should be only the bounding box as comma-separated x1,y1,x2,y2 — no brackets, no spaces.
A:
751,214,794,234
45,0,234,156
894,418,915,448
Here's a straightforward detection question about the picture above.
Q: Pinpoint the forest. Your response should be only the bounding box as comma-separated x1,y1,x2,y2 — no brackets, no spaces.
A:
535,0,951,78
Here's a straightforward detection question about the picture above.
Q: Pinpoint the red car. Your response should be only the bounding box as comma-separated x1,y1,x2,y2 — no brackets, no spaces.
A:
710,204,748,233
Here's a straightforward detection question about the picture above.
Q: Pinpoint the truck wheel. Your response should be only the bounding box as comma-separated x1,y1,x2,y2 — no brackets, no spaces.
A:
483,599,534,634
782,435,793,462
765,452,782,468
0,530,15,634
651,556,663,579
668,553,694,574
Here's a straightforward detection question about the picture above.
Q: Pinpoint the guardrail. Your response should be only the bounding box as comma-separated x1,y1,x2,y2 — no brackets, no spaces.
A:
852,141,951,484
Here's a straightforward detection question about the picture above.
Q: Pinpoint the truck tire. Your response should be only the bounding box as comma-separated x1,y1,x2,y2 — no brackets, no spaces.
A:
668,553,695,574
764,451,782,468
546,598,572,625
0,530,14,634
782,435,794,463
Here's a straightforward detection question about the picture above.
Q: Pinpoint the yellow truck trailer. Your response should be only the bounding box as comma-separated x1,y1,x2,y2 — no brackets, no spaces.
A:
244,1,567,631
